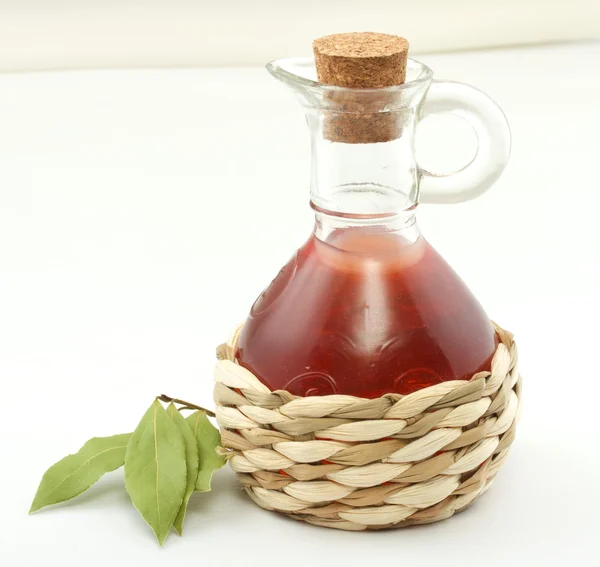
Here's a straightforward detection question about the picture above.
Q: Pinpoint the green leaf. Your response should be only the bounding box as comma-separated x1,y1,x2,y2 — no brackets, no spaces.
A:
167,404,199,535
30,433,130,513
186,411,225,492
124,400,187,545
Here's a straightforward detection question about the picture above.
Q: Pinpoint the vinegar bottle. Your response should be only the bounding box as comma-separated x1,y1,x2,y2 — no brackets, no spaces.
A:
236,33,511,398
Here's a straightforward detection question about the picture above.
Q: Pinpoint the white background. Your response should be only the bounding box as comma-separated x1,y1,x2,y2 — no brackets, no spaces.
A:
1,40,600,565
0,0,599,71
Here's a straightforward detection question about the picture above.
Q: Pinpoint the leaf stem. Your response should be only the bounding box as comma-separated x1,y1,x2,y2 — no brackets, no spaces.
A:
157,394,216,418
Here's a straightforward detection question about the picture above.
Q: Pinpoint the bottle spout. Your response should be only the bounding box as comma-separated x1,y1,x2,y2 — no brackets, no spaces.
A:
265,56,433,117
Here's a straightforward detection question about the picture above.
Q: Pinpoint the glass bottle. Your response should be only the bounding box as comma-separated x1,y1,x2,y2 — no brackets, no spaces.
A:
236,57,511,398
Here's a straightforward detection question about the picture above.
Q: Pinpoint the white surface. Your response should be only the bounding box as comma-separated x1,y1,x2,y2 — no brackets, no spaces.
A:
1,0,600,71
1,41,600,566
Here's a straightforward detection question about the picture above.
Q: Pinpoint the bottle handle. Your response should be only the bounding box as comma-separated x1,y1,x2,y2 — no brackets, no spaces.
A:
417,80,511,204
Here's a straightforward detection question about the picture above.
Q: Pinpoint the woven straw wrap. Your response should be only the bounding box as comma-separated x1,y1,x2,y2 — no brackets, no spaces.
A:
214,323,521,531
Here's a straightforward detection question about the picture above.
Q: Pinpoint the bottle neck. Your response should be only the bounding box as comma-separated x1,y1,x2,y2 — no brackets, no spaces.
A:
313,205,421,247
306,108,419,217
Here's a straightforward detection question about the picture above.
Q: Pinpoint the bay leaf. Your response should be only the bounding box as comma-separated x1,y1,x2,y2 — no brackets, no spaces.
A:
30,433,131,513
124,400,186,545
186,411,225,492
167,404,199,535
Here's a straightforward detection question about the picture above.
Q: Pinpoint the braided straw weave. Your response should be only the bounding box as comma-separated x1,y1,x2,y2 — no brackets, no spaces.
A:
214,323,521,531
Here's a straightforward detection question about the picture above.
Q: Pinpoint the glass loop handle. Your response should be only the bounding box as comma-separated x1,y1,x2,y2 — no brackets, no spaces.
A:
417,80,511,204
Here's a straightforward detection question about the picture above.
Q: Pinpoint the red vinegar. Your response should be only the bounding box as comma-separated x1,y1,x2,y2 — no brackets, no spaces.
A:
236,227,497,398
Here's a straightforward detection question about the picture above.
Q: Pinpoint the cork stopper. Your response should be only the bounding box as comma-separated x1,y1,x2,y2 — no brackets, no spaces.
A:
312,32,410,143
314,32,409,88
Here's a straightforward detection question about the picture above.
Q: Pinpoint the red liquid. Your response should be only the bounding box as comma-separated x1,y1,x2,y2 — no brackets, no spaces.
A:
237,229,497,398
